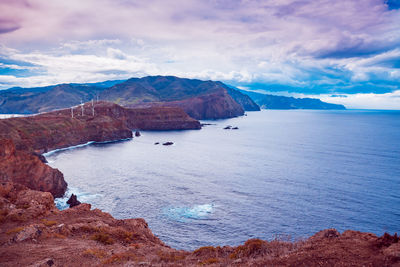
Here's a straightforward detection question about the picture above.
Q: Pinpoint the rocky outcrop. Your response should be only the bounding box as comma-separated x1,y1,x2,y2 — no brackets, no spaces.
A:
0,140,67,198
223,85,260,111
0,101,199,154
0,182,399,266
67,194,81,208
104,76,246,120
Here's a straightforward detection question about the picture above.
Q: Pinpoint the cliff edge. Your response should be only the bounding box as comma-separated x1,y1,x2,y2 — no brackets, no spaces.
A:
0,182,399,266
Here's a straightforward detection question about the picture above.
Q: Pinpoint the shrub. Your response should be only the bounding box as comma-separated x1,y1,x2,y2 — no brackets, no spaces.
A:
157,250,186,262
41,219,57,227
91,233,114,245
229,239,265,259
200,257,219,265
16,203,30,209
82,248,106,258
193,246,217,256
102,252,137,264
6,227,24,235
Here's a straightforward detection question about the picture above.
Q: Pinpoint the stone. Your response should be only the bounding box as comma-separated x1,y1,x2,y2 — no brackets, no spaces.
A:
162,142,174,146
66,194,81,208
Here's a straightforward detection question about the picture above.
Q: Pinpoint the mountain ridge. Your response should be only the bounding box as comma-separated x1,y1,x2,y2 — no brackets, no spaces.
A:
0,76,259,119
239,90,346,110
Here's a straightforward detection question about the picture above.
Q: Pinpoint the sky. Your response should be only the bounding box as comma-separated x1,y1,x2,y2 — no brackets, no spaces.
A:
0,0,400,109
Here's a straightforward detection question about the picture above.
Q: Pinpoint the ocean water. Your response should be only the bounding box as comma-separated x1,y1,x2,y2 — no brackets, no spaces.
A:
47,110,400,250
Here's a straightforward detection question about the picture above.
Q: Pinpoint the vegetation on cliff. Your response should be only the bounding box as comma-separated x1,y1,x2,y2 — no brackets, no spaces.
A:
0,182,398,266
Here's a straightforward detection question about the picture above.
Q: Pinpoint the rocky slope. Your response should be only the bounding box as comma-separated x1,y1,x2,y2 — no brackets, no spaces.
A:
0,182,399,266
0,76,259,120
222,85,260,111
0,140,66,198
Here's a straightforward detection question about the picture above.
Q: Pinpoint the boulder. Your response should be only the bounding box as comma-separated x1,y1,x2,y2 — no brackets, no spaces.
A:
66,194,81,208
162,142,174,146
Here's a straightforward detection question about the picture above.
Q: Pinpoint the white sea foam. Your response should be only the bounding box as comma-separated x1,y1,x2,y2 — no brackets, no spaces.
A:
165,204,214,222
43,141,95,157
55,187,101,210
43,138,132,158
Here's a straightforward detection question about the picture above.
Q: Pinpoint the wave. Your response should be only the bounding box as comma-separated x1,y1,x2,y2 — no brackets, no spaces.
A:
54,187,102,210
43,137,132,158
164,204,214,222
43,141,95,157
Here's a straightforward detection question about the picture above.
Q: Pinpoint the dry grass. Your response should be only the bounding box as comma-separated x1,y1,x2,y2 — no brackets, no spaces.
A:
16,203,30,209
156,251,186,262
82,248,106,259
91,233,114,245
43,233,66,239
200,257,219,265
6,227,24,235
7,213,26,222
41,219,57,227
229,239,265,259
193,246,217,256
102,252,137,264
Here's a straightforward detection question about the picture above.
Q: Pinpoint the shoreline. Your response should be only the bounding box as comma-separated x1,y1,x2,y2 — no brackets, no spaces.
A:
42,137,133,158
1,104,399,265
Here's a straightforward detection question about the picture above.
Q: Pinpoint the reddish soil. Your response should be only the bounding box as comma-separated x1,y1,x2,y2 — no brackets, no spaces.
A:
0,182,399,266
0,102,398,266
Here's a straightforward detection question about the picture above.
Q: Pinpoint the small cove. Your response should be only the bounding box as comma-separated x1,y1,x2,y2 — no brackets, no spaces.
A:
48,110,400,250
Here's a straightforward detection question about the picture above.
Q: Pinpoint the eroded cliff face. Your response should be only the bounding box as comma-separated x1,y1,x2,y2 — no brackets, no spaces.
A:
152,91,245,120
0,101,200,154
0,182,399,266
0,102,200,198
0,140,67,198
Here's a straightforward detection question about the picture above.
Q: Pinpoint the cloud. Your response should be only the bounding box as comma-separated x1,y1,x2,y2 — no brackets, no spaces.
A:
319,90,400,110
0,0,399,108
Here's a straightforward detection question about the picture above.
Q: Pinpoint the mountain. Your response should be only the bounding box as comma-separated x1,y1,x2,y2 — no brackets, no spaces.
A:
221,84,260,111
0,76,259,119
0,84,104,114
239,90,346,110
99,76,257,119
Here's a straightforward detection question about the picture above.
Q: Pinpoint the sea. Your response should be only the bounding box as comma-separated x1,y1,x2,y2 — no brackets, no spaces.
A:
46,109,400,250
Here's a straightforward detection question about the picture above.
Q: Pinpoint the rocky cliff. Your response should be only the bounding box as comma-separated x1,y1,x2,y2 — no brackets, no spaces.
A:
100,76,248,119
0,140,66,197
0,102,200,198
0,101,200,154
0,182,398,266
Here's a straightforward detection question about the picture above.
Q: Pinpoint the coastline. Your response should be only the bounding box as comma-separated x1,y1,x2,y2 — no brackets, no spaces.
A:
0,104,399,265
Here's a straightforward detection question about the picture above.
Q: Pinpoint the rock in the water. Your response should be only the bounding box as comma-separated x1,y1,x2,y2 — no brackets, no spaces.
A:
67,194,81,208
135,130,141,137
154,142,160,145
162,142,174,146
224,125,232,130
232,127,239,130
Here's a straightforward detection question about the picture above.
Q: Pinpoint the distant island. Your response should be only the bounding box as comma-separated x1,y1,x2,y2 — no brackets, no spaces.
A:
238,90,346,110
0,76,345,121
